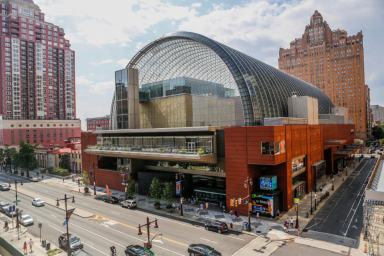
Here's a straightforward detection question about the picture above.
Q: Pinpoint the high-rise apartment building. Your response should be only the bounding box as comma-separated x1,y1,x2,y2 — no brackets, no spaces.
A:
0,0,75,120
371,105,384,124
279,10,368,139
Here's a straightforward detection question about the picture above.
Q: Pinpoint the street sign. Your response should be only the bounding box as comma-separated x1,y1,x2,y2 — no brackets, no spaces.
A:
293,198,300,204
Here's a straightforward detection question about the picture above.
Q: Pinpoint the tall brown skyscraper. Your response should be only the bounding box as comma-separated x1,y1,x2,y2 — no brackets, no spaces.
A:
279,10,368,139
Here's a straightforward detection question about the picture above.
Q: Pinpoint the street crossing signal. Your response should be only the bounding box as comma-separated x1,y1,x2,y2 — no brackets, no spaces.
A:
230,199,234,207
238,198,242,205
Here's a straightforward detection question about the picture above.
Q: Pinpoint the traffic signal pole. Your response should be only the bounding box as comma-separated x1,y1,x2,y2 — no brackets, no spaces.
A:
57,194,75,256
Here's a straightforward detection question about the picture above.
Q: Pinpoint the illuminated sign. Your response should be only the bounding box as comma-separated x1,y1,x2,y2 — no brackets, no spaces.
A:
259,176,277,191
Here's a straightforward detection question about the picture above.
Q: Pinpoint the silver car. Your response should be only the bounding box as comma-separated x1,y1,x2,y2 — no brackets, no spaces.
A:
19,214,34,226
32,198,45,207
0,183,10,191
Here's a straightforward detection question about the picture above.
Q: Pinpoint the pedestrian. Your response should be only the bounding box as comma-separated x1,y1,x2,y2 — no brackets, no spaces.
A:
289,217,293,228
63,177,65,182
28,238,33,253
23,241,28,255
205,202,209,210
235,210,239,217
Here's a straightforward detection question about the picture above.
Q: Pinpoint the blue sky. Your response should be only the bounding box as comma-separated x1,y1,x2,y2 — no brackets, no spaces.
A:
34,0,384,130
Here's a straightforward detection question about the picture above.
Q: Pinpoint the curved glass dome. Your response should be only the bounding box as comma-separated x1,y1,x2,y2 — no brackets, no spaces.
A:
112,31,333,128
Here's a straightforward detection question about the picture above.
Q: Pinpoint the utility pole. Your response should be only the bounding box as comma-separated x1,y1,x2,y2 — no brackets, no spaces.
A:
16,208,20,240
244,177,253,231
138,217,158,249
14,180,23,206
57,194,75,256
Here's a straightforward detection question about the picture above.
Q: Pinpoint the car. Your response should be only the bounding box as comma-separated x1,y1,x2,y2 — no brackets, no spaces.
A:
29,176,42,182
0,201,10,213
104,195,119,204
188,244,222,256
58,233,84,252
94,194,108,201
19,214,34,226
4,205,16,217
32,198,45,207
121,199,137,209
204,221,228,234
0,183,10,191
125,245,155,256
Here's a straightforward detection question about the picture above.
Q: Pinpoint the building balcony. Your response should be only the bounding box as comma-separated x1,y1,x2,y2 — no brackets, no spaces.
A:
85,145,217,164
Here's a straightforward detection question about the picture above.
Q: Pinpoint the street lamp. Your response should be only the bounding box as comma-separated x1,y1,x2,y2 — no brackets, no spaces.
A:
314,193,317,211
176,173,185,216
310,190,313,215
38,223,43,242
138,217,159,249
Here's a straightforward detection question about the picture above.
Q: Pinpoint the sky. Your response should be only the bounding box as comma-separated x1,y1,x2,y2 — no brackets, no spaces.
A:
34,0,384,130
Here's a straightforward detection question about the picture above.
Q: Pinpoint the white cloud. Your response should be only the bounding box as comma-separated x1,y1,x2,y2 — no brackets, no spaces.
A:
35,0,196,46
90,58,130,68
77,75,114,95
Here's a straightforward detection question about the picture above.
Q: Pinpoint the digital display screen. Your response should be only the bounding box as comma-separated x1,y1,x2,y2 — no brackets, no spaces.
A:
259,176,277,191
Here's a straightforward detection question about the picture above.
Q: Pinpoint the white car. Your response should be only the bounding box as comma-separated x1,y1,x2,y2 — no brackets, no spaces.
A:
19,214,34,226
32,198,45,207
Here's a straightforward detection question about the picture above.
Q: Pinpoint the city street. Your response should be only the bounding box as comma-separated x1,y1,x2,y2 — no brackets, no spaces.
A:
0,172,253,256
305,158,377,247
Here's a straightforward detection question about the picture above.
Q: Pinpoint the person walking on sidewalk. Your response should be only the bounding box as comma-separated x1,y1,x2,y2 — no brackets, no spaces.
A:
28,238,34,253
23,241,28,255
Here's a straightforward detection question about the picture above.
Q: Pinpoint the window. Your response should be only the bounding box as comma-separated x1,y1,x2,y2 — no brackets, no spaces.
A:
261,141,285,155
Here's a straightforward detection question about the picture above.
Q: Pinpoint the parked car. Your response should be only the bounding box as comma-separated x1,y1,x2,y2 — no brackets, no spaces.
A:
0,183,10,191
121,199,137,209
188,244,222,256
32,198,45,207
19,214,34,226
0,201,10,213
125,245,154,256
104,195,120,204
204,221,228,234
58,233,84,252
94,194,108,201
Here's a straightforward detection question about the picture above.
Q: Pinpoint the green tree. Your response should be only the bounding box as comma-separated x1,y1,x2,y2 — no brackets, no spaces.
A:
126,180,136,199
4,147,17,172
162,182,174,206
59,154,71,170
17,142,38,177
149,177,162,202
372,126,384,140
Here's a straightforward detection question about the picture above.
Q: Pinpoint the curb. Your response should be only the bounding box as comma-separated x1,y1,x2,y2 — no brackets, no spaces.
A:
10,187,94,219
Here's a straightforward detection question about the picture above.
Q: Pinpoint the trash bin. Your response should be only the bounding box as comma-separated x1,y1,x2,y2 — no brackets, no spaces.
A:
46,243,50,250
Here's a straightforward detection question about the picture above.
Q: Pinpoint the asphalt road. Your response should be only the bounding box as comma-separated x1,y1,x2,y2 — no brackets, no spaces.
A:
0,172,253,256
305,158,376,247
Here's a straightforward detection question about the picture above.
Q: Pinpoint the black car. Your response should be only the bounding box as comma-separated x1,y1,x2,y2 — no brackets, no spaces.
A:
125,245,154,256
94,195,108,201
188,244,221,256
104,195,119,204
204,221,228,234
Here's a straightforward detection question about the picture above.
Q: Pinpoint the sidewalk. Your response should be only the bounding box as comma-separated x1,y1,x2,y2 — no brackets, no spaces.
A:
0,216,65,256
279,158,360,230
233,229,366,256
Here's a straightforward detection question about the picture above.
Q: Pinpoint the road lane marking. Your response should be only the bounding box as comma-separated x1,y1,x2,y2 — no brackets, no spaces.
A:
200,238,218,244
102,223,186,255
75,224,126,248
82,242,109,256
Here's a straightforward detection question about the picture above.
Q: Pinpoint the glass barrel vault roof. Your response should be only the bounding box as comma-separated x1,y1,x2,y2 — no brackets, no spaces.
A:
126,31,333,126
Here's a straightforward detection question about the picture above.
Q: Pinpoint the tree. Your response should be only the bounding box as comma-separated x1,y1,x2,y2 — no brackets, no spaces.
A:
149,177,162,202
126,180,136,199
17,142,38,177
162,182,174,207
372,126,384,140
4,147,18,172
59,154,71,170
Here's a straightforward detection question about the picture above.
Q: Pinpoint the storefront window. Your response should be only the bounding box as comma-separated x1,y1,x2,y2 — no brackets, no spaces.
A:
261,141,285,155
